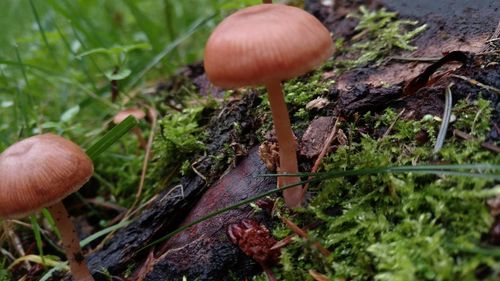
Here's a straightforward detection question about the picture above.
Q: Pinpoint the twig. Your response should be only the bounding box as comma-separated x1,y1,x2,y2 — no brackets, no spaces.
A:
450,74,500,95
135,249,156,281
351,29,369,42
309,270,330,281
477,50,500,55
85,198,127,213
191,155,208,182
0,248,15,261
453,129,500,153
281,217,331,257
104,212,126,228
95,107,158,251
433,83,454,154
486,38,500,43
382,108,405,138
263,267,277,281
7,228,30,269
126,107,158,218
126,194,160,220
480,21,500,52
270,235,294,250
122,183,185,224
302,118,340,195
9,220,40,230
388,56,440,62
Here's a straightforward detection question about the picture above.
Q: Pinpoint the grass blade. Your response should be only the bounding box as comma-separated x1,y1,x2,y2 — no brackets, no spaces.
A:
13,45,36,131
125,13,216,90
8,255,65,271
433,83,453,154
13,44,30,88
260,164,500,178
39,262,70,281
85,115,137,160
140,163,500,251
28,0,58,66
80,220,130,248
53,22,97,92
29,216,45,266
123,0,161,50
0,58,57,75
41,209,61,240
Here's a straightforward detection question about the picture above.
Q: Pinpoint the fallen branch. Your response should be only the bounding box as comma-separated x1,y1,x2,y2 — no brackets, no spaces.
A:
450,74,500,95
280,217,331,257
453,129,500,153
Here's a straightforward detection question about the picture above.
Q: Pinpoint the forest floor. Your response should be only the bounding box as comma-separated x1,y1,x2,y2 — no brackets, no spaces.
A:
1,0,499,281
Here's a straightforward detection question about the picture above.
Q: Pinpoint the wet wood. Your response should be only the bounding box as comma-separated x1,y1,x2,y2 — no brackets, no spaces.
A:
143,148,275,281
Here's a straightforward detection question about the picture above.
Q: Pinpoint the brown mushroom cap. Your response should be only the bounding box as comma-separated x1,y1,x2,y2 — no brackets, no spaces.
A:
204,4,333,88
113,108,146,124
0,134,93,219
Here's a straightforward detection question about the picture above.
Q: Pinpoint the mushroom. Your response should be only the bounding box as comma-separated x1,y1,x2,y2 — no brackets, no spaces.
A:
113,108,147,149
204,4,333,208
0,134,95,281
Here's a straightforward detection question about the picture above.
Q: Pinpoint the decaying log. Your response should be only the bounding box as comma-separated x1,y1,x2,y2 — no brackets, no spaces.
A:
65,1,500,280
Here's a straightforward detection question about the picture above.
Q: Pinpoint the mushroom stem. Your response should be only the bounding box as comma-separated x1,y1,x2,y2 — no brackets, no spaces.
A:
132,127,147,149
48,202,94,281
266,81,303,208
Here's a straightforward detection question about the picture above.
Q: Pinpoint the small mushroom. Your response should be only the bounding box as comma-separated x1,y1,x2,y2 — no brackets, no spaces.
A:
204,4,333,208
113,108,147,149
0,134,95,281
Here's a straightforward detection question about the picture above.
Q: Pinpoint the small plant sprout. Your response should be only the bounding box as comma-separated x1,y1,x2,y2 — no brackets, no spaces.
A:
204,4,333,208
77,43,151,102
0,134,95,281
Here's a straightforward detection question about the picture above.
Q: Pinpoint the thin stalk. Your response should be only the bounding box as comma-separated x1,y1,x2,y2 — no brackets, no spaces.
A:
266,81,302,208
139,163,499,252
433,83,453,154
28,0,59,67
47,202,94,281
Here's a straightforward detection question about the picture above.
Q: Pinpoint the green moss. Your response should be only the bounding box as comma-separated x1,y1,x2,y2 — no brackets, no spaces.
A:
0,258,9,281
256,72,333,137
453,98,493,139
260,99,500,280
284,73,333,121
148,105,210,191
340,6,427,68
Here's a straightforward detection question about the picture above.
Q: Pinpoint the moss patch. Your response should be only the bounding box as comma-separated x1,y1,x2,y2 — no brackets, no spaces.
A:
148,104,213,194
335,6,427,69
257,99,499,281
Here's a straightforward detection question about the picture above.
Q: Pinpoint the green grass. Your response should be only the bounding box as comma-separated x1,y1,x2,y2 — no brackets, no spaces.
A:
0,0,259,279
0,0,259,201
